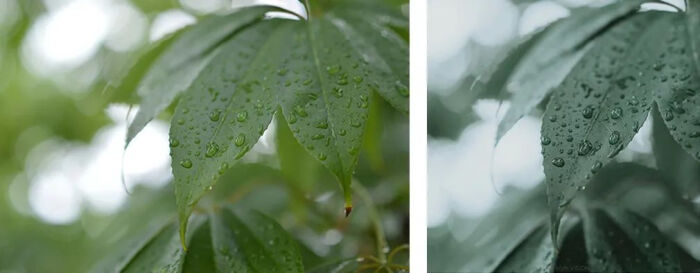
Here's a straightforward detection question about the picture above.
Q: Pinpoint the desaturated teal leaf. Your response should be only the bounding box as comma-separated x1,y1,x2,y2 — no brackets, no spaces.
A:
651,106,700,196
583,162,700,262
653,14,700,168
496,0,649,141
169,20,285,242
329,10,409,113
492,221,557,273
507,0,647,91
457,184,548,272
209,208,305,273
126,6,279,145
581,206,681,272
541,12,668,241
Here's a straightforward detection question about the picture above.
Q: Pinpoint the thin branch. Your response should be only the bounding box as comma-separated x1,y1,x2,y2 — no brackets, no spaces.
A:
354,182,389,263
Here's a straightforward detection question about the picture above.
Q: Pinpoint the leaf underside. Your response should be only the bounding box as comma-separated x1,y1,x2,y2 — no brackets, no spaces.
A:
124,6,411,243
118,209,304,273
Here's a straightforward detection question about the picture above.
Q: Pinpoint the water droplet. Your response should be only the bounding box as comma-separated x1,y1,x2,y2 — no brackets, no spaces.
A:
338,129,347,136
294,105,308,117
333,87,344,98
395,81,409,97
326,65,340,75
311,134,324,140
169,139,180,147
205,142,219,157
317,153,327,160
541,136,551,145
353,76,363,83
237,111,248,122
552,158,565,167
577,185,586,191
591,161,602,173
582,106,594,119
315,122,328,129
337,77,348,85
180,160,193,168
209,110,221,121
218,163,229,175
234,134,246,147
177,119,185,125
578,140,593,156
610,107,623,119
609,131,620,145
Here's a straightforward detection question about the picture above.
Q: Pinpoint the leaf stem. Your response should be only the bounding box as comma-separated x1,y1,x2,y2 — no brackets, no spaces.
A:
655,0,683,12
304,0,312,21
353,182,389,263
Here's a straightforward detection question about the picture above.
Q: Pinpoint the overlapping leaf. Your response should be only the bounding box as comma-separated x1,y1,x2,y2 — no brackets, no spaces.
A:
109,209,304,273
541,12,671,241
653,12,700,169
496,0,648,142
143,6,409,242
126,5,282,145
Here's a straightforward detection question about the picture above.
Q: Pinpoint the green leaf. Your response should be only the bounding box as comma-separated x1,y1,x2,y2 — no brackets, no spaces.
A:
328,9,409,113
276,113,321,192
126,5,279,145
496,0,648,141
307,259,359,273
541,12,669,242
121,220,196,273
169,7,408,243
104,209,304,273
653,13,700,169
581,206,681,272
208,208,305,273
169,20,285,243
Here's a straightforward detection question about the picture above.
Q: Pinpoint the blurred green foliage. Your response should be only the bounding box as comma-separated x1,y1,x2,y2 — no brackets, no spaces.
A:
0,0,409,272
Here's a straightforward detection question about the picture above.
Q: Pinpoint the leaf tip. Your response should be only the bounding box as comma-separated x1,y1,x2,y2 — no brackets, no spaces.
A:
344,206,352,217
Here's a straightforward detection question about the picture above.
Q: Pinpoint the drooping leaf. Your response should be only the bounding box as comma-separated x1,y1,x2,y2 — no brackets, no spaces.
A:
168,6,409,242
455,184,548,272
121,219,200,273
541,12,670,242
581,206,681,272
583,162,700,262
492,221,557,273
328,10,409,113
102,209,304,273
208,208,305,272
653,13,700,170
651,106,700,196
276,113,322,192
496,0,650,142
126,5,280,145
169,20,285,243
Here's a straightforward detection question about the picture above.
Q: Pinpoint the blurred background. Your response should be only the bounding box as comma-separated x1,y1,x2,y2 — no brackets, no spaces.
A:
0,0,409,272
427,0,690,263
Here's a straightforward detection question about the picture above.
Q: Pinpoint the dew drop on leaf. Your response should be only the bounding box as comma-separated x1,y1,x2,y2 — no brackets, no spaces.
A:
180,159,193,168
552,157,565,167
